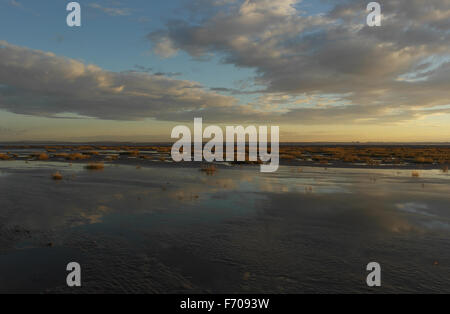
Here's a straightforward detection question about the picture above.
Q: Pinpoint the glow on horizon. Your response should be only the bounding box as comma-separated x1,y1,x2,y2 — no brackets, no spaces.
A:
1,110,449,143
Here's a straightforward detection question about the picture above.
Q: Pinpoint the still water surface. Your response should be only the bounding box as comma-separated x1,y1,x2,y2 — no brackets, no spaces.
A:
0,161,449,293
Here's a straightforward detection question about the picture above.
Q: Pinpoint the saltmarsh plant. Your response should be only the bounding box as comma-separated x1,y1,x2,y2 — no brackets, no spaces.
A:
67,153,90,161
85,163,105,170
280,154,296,160
105,155,118,161
415,156,434,164
38,153,49,160
52,172,63,180
54,153,70,159
121,149,140,157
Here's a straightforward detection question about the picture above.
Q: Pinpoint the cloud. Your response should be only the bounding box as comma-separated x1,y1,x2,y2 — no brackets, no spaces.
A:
0,41,261,122
1,0,449,127
149,0,450,124
88,3,132,16
8,0,22,8
150,35,179,58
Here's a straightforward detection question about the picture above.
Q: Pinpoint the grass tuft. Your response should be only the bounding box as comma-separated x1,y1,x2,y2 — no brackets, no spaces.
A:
52,172,63,180
38,153,49,161
0,153,10,160
85,163,105,170
67,153,90,161
411,171,420,177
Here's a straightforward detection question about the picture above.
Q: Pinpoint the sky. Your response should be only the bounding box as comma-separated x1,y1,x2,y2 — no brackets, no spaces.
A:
0,0,449,142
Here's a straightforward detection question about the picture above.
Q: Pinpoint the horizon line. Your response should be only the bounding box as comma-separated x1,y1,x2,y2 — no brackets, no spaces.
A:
1,141,449,146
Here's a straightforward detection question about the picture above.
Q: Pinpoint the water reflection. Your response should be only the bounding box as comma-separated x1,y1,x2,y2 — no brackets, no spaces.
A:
0,161,449,293
0,162,449,232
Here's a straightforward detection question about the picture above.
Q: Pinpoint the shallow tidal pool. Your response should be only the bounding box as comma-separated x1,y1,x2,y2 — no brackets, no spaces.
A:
0,161,449,293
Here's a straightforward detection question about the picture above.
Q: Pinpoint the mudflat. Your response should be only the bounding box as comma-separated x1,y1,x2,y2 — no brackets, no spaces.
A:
0,155,449,293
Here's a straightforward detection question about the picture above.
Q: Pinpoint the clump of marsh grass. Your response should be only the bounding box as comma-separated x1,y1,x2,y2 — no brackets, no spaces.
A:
38,153,49,161
121,150,140,157
105,155,118,161
0,153,10,160
415,156,434,164
85,163,105,170
442,166,449,173
157,147,171,153
52,172,63,180
411,171,420,177
54,153,70,159
280,154,296,160
67,153,90,161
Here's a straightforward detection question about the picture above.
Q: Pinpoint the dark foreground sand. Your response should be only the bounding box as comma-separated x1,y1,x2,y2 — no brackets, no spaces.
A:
0,160,449,293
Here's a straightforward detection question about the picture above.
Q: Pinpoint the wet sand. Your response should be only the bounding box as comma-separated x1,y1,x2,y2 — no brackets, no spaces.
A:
0,160,449,293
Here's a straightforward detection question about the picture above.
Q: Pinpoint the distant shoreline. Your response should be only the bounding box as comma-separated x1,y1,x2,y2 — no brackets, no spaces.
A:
1,142,450,147
0,144,448,172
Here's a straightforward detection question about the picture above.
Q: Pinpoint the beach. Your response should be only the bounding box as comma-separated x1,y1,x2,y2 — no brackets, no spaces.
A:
0,155,449,293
